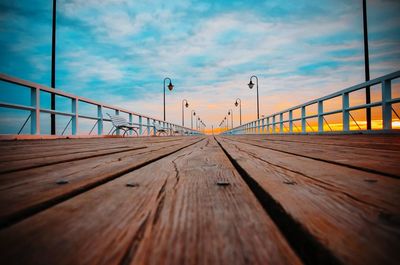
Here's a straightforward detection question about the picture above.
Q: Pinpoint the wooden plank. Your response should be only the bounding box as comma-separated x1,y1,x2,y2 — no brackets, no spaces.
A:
0,145,147,173
0,137,184,157
217,136,400,265
236,134,400,151
0,137,185,158
0,137,202,227
229,135,400,178
0,137,301,265
0,138,191,173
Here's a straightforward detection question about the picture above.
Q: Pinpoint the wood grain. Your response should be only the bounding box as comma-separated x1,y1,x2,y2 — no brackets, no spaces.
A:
0,137,201,227
0,137,301,265
217,136,400,265
229,134,400,178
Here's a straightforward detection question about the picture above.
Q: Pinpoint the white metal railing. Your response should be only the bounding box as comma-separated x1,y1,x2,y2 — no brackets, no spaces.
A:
223,70,400,135
0,73,202,136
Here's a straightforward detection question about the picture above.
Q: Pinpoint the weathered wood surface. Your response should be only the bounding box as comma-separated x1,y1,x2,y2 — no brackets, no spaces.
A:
217,135,400,265
237,134,400,150
0,137,300,265
0,137,185,172
0,137,201,227
0,134,399,265
229,134,400,177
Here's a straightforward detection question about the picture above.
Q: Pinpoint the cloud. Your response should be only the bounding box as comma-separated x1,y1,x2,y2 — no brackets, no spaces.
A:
0,0,399,132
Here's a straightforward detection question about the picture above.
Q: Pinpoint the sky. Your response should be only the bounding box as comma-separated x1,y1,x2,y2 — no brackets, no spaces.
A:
0,0,400,134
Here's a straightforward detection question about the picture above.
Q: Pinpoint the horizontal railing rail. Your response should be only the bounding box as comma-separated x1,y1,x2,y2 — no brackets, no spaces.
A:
222,70,400,135
0,73,202,136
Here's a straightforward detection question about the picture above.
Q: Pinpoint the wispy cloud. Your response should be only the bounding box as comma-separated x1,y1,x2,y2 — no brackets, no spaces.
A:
0,0,399,131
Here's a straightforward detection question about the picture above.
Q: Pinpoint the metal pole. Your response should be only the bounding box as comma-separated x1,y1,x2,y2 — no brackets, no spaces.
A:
163,79,166,121
163,77,172,121
191,110,195,129
255,77,259,120
235,98,242,125
51,0,56,135
182,99,188,126
228,109,233,129
363,0,371,129
250,76,260,120
239,100,242,125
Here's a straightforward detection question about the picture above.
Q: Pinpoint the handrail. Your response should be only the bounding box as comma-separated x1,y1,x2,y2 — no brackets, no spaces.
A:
223,70,400,135
0,73,202,136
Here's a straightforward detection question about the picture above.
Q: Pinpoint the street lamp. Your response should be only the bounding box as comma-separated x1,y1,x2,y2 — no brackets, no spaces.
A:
224,116,228,130
51,0,57,135
201,121,206,133
163,77,174,121
191,110,196,129
362,0,371,130
182,99,189,126
228,109,233,129
234,98,242,125
248,75,260,120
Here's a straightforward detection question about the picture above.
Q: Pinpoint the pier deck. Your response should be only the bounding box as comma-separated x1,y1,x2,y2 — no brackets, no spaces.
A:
0,134,399,265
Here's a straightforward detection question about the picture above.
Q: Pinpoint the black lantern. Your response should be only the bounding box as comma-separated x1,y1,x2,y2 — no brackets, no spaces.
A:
248,80,254,89
168,81,174,91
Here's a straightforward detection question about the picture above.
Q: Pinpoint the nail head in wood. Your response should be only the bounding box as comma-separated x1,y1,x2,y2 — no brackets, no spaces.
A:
56,180,69,185
216,180,230,186
364,179,377,183
283,180,296,185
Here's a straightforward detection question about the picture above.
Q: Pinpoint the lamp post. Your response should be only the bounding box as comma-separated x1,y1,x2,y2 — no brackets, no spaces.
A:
182,99,189,126
234,98,241,125
197,117,200,130
191,110,196,129
51,0,57,135
248,75,260,120
362,0,371,130
228,109,233,129
163,77,174,121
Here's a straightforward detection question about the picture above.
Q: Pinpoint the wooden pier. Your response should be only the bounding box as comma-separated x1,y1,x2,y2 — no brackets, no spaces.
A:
0,134,399,265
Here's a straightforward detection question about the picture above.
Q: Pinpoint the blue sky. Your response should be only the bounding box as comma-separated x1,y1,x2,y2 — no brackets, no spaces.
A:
0,0,399,133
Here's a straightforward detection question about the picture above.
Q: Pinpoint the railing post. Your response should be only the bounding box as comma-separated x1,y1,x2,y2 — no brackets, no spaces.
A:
72,98,78,135
154,120,157,136
138,116,143,135
257,120,261,134
272,115,276,133
382,79,392,130
262,118,265,134
129,113,133,135
279,113,283,133
318,101,323,133
115,110,120,135
147,118,150,136
30,87,40,135
301,106,306,133
289,110,293,133
97,105,103,135
342,93,350,131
